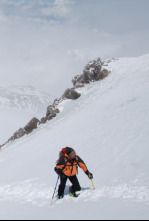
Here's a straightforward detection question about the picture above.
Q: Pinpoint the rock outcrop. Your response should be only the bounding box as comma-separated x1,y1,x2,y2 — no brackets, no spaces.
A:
72,58,109,88
62,88,81,100
24,118,40,134
0,58,110,149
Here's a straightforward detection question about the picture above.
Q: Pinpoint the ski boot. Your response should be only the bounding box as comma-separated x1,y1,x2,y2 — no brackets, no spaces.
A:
69,187,79,198
57,194,64,199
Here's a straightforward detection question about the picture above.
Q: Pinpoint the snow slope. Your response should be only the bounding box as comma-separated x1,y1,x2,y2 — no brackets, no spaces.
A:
0,54,149,219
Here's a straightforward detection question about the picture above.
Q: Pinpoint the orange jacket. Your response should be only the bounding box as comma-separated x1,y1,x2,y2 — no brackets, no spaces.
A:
56,154,88,177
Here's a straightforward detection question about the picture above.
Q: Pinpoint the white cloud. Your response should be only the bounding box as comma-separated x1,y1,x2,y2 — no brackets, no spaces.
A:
0,0,74,21
0,10,8,23
0,15,121,97
41,0,74,18
42,6,68,18
0,0,149,97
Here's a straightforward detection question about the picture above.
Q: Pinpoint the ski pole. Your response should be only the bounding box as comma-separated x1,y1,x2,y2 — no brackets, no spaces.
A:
50,176,60,206
91,179,95,190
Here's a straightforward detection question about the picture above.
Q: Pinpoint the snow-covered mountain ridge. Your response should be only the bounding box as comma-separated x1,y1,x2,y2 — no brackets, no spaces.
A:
0,54,149,219
0,85,52,115
0,57,110,148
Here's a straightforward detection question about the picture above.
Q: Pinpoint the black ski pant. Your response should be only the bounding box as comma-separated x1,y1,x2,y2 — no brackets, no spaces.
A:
58,174,81,197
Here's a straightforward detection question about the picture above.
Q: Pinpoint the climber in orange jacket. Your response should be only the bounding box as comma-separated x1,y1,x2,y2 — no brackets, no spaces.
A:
55,147,93,199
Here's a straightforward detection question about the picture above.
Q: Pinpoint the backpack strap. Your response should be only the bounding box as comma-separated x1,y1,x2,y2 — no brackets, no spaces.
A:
75,156,79,174
75,156,79,163
61,155,68,172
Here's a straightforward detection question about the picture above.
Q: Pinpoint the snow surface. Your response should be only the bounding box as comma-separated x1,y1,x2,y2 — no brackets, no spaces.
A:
0,54,149,219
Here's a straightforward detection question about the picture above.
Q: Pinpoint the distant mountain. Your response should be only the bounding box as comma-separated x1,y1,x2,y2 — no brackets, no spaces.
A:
0,85,52,115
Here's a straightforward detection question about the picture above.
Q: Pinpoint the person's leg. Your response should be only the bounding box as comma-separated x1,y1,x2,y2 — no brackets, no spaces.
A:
69,175,81,194
58,175,67,198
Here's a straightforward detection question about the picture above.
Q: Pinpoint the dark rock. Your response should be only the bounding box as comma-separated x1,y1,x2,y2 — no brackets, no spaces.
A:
74,84,85,89
46,105,60,118
39,117,48,125
24,117,39,134
8,129,26,143
72,58,110,87
13,128,26,139
96,68,109,80
0,144,5,149
63,88,81,100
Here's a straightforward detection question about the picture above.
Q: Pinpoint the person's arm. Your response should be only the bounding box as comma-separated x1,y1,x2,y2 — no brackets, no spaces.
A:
54,156,67,175
77,156,93,179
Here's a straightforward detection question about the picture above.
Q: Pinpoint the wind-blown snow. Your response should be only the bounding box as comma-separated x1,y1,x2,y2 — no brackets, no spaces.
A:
0,54,149,219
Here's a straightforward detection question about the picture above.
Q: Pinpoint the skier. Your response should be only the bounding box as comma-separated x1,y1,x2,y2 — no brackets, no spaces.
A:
54,147,93,199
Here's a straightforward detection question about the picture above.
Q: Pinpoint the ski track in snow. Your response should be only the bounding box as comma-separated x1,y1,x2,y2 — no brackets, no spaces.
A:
0,180,149,207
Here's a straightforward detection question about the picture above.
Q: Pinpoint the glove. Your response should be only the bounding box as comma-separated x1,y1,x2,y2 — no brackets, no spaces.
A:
54,167,62,176
85,170,93,180
54,167,66,179
88,173,93,180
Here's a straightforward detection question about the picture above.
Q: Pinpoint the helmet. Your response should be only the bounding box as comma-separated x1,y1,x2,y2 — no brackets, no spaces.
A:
65,147,76,159
68,151,76,159
65,147,74,155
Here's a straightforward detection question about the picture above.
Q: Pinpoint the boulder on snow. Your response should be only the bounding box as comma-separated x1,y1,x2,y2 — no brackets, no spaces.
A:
39,116,55,125
13,128,26,139
7,128,26,143
24,117,39,134
39,117,49,125
46,105,60,118
72,58,110,87
63,88,81,100
38,105,60,125
0,143,5,149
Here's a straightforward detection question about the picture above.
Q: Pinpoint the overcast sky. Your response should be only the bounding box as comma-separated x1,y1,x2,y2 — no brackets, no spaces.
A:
0,0,149,97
